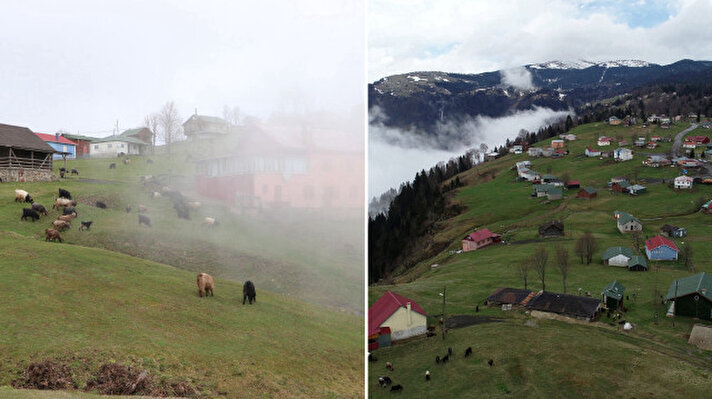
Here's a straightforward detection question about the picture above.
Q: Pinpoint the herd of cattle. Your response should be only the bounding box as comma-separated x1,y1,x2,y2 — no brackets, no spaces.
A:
11,163,255,301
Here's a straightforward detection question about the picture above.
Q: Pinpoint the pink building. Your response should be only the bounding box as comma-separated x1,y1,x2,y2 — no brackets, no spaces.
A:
462,228,502,252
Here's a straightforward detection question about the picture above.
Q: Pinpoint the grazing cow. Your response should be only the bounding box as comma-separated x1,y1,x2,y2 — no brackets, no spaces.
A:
441,355,449,364
243,280,256,304
138,205,148,213
425,370,430,381
488,359,494,367
31,203,49,216
125,205,132,213
465,347,473,357
52,220,71,231
203,217,218,227
385,362,393,371
378,376,392,388
44,228,62,242
95,201,107,209
448,347,452,357
79,221,93,231
390,384,403,392
152,191,161,199
58,188,72,199
368,353,378,362
123,157,130,165
197,273,214,297
109,163,116,169
435,355,440,364
138,214,152,227
21,208,40,221
71,169,79,175
146,158,154,164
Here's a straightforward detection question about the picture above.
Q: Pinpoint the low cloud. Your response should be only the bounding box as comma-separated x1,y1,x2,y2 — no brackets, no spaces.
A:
369,106,571,197
500,67,536,91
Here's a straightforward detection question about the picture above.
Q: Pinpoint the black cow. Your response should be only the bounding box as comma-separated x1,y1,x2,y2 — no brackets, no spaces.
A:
138,214,152,227
58,188,72,199
465,347,472,357
441,355,449,364
63,207,77,216
95,201,107,209
125,205,132,213
488,359,494,367
71,169,79,175
79,221,93,231
390,384,403,392
31,203,49,216
378,376,392,388
243,281,256,304
109,163,116,169
21,208,40,221
368,353,378,362
435,355,440,364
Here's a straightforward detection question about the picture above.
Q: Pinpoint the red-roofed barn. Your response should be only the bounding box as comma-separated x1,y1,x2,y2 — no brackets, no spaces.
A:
368,291,428,344
462,228,501,252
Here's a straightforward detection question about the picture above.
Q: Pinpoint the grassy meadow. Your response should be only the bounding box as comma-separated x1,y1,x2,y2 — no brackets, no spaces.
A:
369,121,712,397
1,149,364,398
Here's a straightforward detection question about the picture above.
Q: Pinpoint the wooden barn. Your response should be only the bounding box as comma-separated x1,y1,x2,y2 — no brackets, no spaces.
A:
666,273,712,321
368,291,428,342
539,220,564,238
577,187,597,199
627,255,648,271
486,288,536,308
601,280,625,309
0,123,56,182
527,292,601,321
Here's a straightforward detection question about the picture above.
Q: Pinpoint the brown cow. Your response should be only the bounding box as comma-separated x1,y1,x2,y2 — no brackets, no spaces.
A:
45,229,62,242
197,273,214,298
57,214,74,223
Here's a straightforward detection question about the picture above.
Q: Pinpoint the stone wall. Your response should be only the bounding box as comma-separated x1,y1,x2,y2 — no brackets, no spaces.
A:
0,168,57,182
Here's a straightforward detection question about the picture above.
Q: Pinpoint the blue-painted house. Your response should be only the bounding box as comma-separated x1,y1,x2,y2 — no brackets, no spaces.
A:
645,235,679,261
35,132,76,160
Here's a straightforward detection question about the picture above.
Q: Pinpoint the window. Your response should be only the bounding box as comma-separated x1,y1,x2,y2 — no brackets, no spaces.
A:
120,143,124,148
107,144,112,149
94,145,99,149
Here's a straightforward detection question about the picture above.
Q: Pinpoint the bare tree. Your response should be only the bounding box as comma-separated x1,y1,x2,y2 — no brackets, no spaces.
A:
531,246,548,291
578,231,597,265
555,245,570,293
574,236,585,264
222,105,241,126
479,143,489,154
143,113,160,154
683,244,694,272
158,101,183,155
518,258,530,290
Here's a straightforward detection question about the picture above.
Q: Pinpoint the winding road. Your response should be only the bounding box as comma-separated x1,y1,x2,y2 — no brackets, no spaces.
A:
672,122,698,157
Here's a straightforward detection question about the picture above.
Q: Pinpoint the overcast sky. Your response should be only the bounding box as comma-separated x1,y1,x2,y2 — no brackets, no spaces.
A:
0,0,364,138
369,0,712,82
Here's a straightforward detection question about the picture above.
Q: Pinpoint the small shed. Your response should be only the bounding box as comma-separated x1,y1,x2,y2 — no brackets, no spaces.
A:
611,181,631,192
486,288,536,308
577,187,597,199
665,273,712,320
614,211,642,233
566,181,580,189
602,280,625,309
661,224,687,238
627,184,647,195
546,187,563,200
539,220,564,237
627,255,648,271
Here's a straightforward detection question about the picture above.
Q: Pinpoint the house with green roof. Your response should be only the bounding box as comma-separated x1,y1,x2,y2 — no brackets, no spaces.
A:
614,210,642,234
627,256,647,271
89,128,152,158
665,273,712,320
602,280,625,309
62,133,99,158
601,247,633,267
183,114,234,141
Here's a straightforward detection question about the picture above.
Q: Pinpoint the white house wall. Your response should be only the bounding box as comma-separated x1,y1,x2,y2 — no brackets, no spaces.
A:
380,307,428,341
90,141,142,158
608,254,630,267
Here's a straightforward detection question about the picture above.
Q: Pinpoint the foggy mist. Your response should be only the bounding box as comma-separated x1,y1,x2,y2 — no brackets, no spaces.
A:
369,106,571,198
500,67,537,91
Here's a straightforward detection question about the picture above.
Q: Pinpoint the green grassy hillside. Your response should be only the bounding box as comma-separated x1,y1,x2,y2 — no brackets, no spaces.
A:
369,121,712,397
1,150,364,398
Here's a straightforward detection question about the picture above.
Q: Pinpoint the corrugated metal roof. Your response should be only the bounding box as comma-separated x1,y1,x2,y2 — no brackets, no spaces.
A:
628,256,647,269
368,291,428,336
527,292,601,319
665,273,712,301
645,235,678,252
35,132,76,145
602,280,626,300
601,246,633,260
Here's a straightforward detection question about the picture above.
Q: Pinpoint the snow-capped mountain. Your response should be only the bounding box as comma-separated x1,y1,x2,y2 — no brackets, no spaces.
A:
528,60,652,69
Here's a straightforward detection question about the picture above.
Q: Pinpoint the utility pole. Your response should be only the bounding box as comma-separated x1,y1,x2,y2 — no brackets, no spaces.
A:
441,286,447,340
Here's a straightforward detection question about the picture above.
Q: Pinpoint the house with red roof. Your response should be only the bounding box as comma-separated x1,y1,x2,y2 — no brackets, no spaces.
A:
645,235,679,261
35,132,76,160
368,291,428,344
461,228,501,252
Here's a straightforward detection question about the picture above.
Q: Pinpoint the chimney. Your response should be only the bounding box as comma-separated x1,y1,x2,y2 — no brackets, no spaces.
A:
407,302,412,325
55,133,59,141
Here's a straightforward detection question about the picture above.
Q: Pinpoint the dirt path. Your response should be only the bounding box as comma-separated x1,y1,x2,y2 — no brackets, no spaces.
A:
672,123,698,157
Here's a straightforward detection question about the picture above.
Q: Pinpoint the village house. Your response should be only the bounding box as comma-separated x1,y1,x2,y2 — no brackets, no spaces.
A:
527,291,601,321
528,147,543,157
538,220,564,238
597,136,612,146
369,291,428,344
635,137,647,147
611,181,631,193
614,147,634,161
683,141,697,149
541,147,555,157
461,228,501,252
532,184,556,197
585,147,601,157
661,224,687,238
551,139,565,149
35,132,76,160
651,135,662,142
643,155,670,167
645,235,679,261
628,256,648,271
577,186,597,199
486,288,537,308
688,135,710,145
546,187,563,200
512,145,523,154
183,114,234,141
90,128,152,158
601,247,634,267
674,175,694,190
614,210,642,233
602,280,625,309
562,134,576,141
677,158,702,168
646,142,658,149
61,133,95,158
608,116,622,125
541,174,562,185
565,180,580,189
665,273,712,320
0,123,56,182
627,184,647,195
